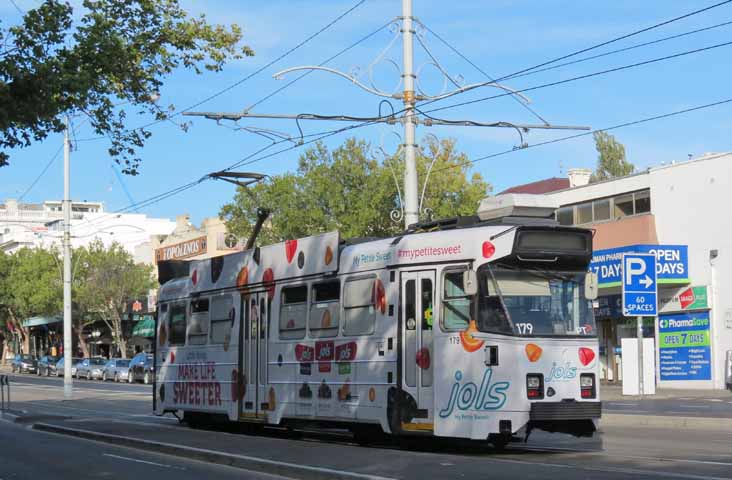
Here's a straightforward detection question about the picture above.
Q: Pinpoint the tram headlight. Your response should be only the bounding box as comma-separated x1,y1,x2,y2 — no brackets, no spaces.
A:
526,374,544,399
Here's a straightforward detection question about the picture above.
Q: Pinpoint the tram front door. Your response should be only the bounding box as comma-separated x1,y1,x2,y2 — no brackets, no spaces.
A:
400,270,435,431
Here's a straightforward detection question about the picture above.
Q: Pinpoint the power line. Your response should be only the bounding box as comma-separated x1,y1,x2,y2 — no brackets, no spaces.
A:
244,19,393,113
432,97,732,174
79,0,368,142
490,0,732,84
415,21,550,125
139,0,368,130
422,39,732,116
504,20,732,82
18,145,63,202
8,0,23,15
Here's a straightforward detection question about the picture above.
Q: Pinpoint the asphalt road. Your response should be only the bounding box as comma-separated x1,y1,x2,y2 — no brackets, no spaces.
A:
4,371,732,479
0,420,286,480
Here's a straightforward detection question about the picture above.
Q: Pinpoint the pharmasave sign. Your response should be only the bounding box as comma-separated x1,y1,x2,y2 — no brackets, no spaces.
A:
156,236,207,262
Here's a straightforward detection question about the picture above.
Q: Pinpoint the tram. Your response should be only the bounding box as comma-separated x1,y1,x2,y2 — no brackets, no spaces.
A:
153,194,601,445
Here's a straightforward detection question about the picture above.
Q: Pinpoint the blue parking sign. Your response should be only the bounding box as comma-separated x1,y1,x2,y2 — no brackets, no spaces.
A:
622,253,657,316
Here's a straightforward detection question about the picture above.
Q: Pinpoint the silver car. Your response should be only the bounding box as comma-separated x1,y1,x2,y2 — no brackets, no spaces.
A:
75,357,107,380
101,359,130,382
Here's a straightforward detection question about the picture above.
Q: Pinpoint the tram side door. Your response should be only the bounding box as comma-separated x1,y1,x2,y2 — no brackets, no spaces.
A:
240,292,269,419
401,270,435,428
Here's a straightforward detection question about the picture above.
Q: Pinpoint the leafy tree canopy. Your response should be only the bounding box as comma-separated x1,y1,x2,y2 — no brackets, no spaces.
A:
1,0,252,173
591,131,635,182
220,137,491,244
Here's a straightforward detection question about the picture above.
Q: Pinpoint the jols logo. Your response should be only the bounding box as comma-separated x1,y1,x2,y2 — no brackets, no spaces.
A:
438,369,510,418
546,362,577,383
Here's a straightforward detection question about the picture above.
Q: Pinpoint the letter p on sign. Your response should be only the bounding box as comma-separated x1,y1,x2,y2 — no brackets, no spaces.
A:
625,257,646,286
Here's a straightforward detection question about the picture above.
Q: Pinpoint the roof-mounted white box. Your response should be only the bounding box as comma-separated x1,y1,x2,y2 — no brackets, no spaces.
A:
477,194,558,221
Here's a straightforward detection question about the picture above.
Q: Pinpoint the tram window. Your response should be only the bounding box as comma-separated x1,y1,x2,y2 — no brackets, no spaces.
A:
188,298,210,345
210,295,234,344
309,281,340,338
442,271,471,331
280,285,307,340
343,277,375,336
169,303,187,345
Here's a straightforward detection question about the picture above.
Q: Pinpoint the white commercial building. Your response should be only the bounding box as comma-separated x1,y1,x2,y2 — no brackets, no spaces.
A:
527,153,732,390
0,198,176,257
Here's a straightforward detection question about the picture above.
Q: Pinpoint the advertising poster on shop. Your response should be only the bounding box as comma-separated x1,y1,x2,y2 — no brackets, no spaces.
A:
658,311,712,381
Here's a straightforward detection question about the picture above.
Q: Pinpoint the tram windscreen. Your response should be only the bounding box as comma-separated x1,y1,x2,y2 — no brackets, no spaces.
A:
477,266,596,337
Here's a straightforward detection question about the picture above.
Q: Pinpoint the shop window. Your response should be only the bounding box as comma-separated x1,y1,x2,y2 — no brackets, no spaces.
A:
210,295,234,344
309,281,340,338
576,202,592,224
593,198,611,222
188,298,209,345
442,271,472,331
634,190,651,214
169,303,187,345
280,285,307,340
556,206,573,226
614,194,634,219
343,277,376,336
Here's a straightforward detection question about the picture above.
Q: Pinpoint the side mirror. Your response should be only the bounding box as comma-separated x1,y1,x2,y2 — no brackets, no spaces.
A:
463,270,478,296
585,271,599,300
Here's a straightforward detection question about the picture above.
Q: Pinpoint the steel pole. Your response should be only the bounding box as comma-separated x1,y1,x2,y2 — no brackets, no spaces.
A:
63,116,73,400
637,315,644,397
401,0,419,229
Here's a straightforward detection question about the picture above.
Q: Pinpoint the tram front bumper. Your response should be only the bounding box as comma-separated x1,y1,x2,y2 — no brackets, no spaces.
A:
528,401,601,437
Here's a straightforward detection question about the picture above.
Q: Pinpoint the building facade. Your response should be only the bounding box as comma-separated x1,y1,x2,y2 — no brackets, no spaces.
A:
537,153,732,390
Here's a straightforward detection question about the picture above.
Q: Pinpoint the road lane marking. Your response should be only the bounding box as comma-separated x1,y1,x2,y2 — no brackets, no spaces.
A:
103,453,176,469
490,457,732,480
607,403,639,406
679,405,711,408
706,399,724,403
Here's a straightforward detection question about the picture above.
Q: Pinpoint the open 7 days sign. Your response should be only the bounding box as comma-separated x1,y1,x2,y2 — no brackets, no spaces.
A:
589,244,689,288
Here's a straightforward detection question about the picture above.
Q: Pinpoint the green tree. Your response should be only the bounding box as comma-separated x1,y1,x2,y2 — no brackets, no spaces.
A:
74,240,154,358
2,248,62,354
591,131,635,182
1,0,252,173
220,137,491,244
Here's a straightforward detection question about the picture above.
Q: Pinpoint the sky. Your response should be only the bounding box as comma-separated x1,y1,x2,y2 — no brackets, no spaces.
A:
2,0,731,226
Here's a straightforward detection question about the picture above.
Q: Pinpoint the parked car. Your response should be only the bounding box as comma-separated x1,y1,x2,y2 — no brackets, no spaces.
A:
128,352,154,384
102,359,130,382
37,355,59,376
75,357,107,380
53,357,82,377
11,354,37,374
70,358,83,377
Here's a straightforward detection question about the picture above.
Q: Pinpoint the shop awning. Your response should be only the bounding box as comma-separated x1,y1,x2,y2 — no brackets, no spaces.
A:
22,315,62,328
132,315,155,338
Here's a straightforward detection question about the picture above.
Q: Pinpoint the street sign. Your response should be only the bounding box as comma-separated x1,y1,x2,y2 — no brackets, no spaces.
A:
622,253,657,317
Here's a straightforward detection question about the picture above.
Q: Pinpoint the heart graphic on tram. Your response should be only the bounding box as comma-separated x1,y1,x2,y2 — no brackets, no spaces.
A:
578,347,596,366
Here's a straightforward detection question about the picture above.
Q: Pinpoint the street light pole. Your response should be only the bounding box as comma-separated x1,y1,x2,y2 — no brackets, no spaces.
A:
63,115,73,400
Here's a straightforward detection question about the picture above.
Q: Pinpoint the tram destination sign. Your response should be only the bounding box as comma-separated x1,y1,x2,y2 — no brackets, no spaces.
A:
622,253,657,317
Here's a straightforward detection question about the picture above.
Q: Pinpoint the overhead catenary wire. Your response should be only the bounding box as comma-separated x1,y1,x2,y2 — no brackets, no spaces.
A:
502,19,732,82
487,0,732,85
420,39,732,116
8,0,23,15
415,20,550,125
18,145,63,202
77,34,732,228
66,4,732,230
244,19,394,113
430,97,732,175
78,0,368,142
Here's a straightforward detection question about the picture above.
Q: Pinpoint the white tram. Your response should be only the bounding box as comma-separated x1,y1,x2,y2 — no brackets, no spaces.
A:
153,195,601,445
